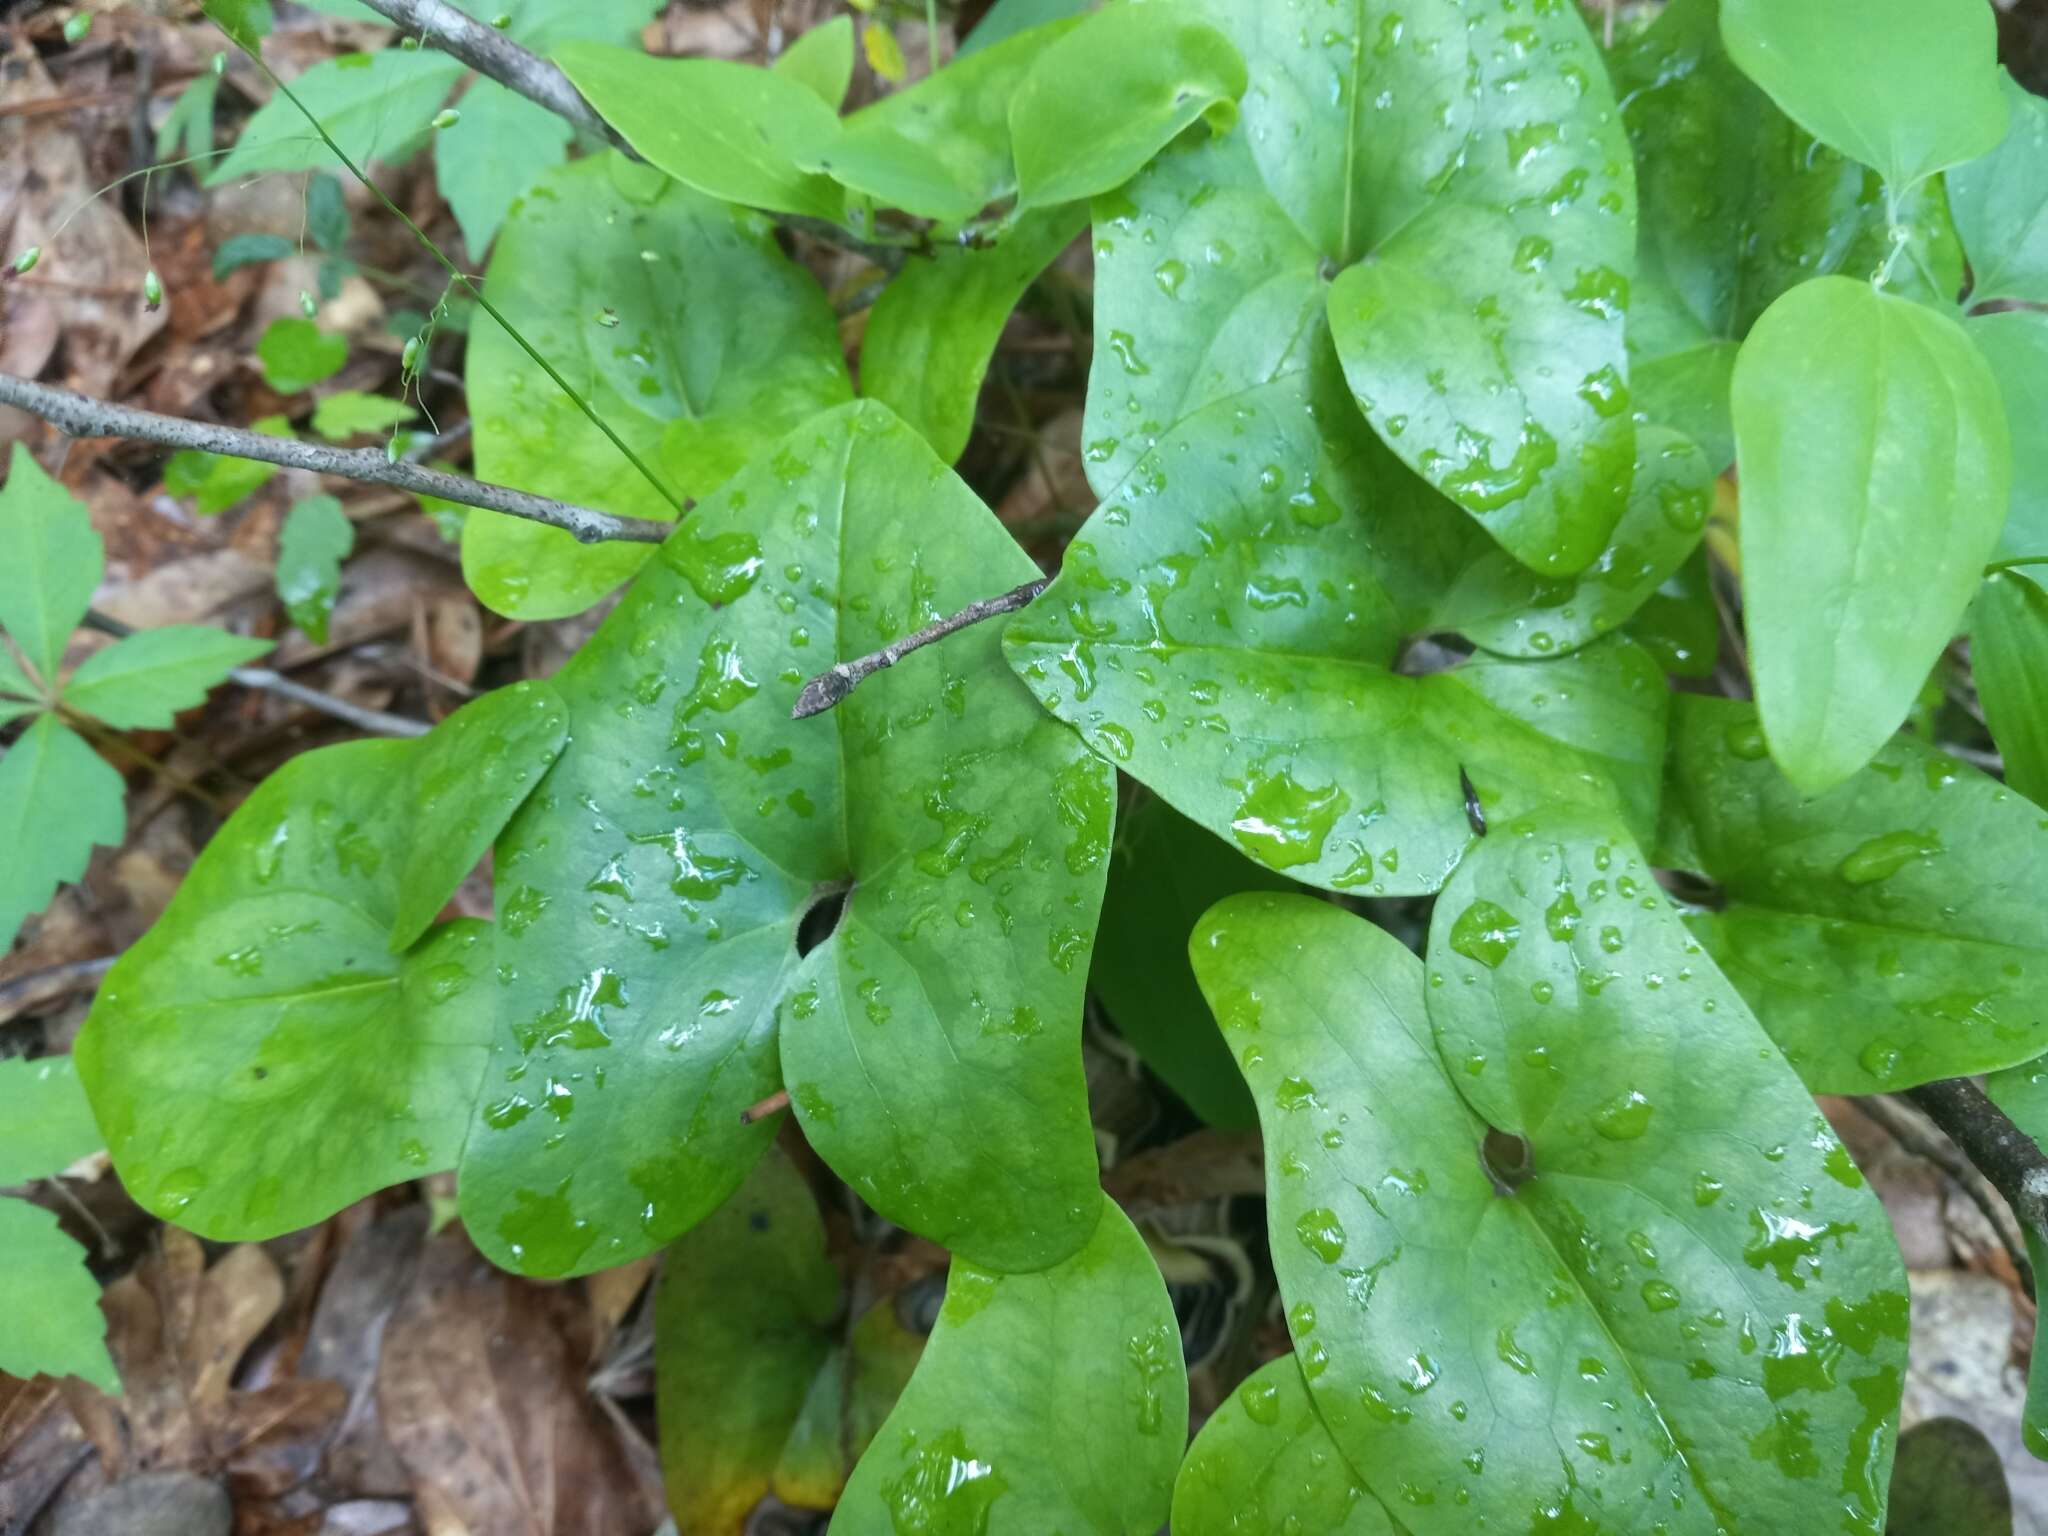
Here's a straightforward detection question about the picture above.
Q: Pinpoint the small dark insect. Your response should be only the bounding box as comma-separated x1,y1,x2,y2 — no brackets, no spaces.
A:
1459,765,1487,837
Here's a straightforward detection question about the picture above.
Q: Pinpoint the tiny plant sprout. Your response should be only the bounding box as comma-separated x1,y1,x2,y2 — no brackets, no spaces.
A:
402,335,422,375
399,34,419,48
10,246,41,278
491,12,511,25
62,11,91,44
385,436,401,464
299,290,318,320
432,109,460,130
142,268,164,311
211,50,226,75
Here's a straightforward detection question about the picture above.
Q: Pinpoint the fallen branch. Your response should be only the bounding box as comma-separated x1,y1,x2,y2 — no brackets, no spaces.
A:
1860,1090,2033,1289
791,577,1048,719
1906,1077,2048,1244
0,372,671,545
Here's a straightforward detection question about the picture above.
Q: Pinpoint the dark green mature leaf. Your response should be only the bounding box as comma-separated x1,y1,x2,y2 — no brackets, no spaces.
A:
63,627,272,729
555,44,845,220
655,1148,839,1535
276,495,355,644
1719,0,2005,190
1971,309,2048,561
0,718,125,953
1625,547,1720,679
1092,796,1289,1129
1951,73,2048,305
0,1056,102,1184
0,1199,118,1391
433,80,572,254
832,1197,1183,1535
459,403,1108,1279
1433,427,1710,660
774,15,854,108
1172,1356,1396,1536
1975,568,2048,808
862,205,1084,463
207,49,462,182
1664,694,2048,1092
1733,276,2010,792
257,318,347,394
1884,1418,2013,1536
211,232,294,280
202,0,272,51
1008,4,1244,212
0,442,102,686
1196,875,1905,1532
75,683,567,1238
464,154,849,619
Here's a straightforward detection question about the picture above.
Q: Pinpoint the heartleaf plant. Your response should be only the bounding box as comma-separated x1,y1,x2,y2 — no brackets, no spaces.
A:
5,0,2046,1529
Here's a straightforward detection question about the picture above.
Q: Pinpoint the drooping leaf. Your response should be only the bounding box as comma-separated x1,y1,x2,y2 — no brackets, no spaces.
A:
276,494,356,645
1191,865,1907,1533
774,15,855,108
0,1056,103,1184
773,1295,926,1510
554,44,846,221
432,80,572,254
310,391,415,442
162,415,292,517
1732,276,2010,792
1950,73,2048,306
1008,4,1244,212
0,1198,118,1391
207,49,464,183
458,402,1108,1279
655,1148,840,1535
75,683,567,1238
0,718,126,953
1883,1417,2014,1536
1719,0,2004,192
861,204,1085,463
1172,1356,1395,1536
1974,568,2048,809
1663,694,2048,1092
831,1197,1184,1536
463,154,849,619
63,626,272,730
0,442,102,687
1970,308,2048,561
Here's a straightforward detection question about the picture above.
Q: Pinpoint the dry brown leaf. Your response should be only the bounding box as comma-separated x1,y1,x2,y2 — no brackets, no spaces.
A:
300,1207,429,1501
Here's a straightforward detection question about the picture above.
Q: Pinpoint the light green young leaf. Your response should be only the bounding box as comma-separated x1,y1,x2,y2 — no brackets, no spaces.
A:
206,49,464,183
463,154,849,619
1192,868,1906,1534
1971,308,2048,561
773,14,854,108
1950,73,2048,306
0,1199,118,1391
74,683,566,1238
0,1056,103,1184
1172,1357,1395,1536
63,626,272,730
554,43,845,220
432,79,572,254
0,442,102,687
310,391,415,442
862,204,1084,463
1719,0,2005,190
1974,568,2048,809
257,318,347,394
469,0,661,51
458,403,1108,1280
276,495,355,644
832,1197,1184,1536
1733,276,2010,792
162,415,292,518
202,0,272,49
0,642,37,702
1008,4,1244,212
655,1148,840,1533
0,718,125,953
1663,694,2048,1092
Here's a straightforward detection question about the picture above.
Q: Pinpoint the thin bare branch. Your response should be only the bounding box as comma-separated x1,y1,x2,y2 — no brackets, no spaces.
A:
1860,1091,2033,1290
791,577,1048,720
1906,1076,2048,1247
0,371,671,545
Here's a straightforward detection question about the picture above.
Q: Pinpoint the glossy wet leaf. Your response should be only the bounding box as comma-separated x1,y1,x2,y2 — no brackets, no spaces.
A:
1091,796,1289,1130
257,318,347,394
1626,546,1720,680
1974,568,2048,809
1433,427,1711,660
432,79,572,254
1733,276,2009,792
0,441,102,686
276,494,355,645
555,44,845,220
863,205,1084,463
0,1199,118,1391
831,1197,1183,1535
74,683,567,1237
1173,1355,1396,1536
1950,73,2048,306
458,402,1107,1278
62,626,271,729
0,717,125,953
464,154,848,619
1971,308,2048,561
1008,4,1244,212
207,48,463,182
655,1148,840,1535
0,1056,103,1184
1663,694,2048,1092
1719,0,2005,190
1883,1417,2013,1536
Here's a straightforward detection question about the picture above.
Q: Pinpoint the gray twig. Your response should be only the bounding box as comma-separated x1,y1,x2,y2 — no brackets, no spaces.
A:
1906,1077,2048,1250
0,371,670,545
791,577,1048,720
1861,1090,2034,1290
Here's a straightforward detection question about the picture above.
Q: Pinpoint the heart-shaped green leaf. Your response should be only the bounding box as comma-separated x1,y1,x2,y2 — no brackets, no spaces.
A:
0,1198,118,1391
463,154,850,619
831,1196,1184,1535
1661,694,2048,1093
458,402,1108,1278
75,682,567,1237
1950,72,2048,306
1733,276,2010,791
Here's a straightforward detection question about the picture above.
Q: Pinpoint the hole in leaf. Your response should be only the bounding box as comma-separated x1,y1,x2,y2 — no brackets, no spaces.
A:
1481,1126,1533,1196
797,880,853,957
